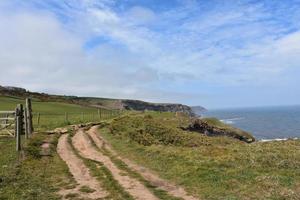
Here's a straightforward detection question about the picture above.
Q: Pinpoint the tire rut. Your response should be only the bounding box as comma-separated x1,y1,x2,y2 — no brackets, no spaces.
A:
88,126,199,200
57,134,108,199
72,129,159,200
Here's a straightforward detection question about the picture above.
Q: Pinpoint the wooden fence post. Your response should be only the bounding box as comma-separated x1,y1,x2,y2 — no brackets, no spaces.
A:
16,116,21,151
14,107,18,138
65,112,68,123
37,113,40,126
98,109,101,120
24,108,29,139
5,114,8,125
19,104,24,135
16,104,24,151
26,98,33,135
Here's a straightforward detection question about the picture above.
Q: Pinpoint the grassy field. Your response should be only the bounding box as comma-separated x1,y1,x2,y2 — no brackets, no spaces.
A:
99,112,300,200
0,95,119,199
0,96,119,131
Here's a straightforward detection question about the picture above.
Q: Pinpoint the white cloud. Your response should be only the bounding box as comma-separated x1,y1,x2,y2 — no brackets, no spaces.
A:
0,0,299,107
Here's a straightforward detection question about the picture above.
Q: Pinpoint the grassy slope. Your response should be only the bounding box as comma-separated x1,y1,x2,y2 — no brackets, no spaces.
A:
100,112,300,200
0,95,114,199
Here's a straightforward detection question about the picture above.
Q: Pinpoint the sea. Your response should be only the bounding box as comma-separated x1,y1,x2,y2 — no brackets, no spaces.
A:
199,105,300,141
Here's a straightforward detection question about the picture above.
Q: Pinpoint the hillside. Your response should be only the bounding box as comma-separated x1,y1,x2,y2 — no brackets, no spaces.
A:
0,86,199,116
0,96,299,199
100,112,300,199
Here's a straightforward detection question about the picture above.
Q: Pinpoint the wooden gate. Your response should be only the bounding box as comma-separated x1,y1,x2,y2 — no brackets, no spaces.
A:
0,99,33,151
0,110,16,137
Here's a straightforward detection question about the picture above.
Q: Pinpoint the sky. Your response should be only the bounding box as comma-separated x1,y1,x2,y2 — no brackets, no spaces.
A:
0,0,300,109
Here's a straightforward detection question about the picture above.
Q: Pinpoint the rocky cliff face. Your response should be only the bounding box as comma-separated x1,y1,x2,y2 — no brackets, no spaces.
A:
121,100,196,116
183,118,255,143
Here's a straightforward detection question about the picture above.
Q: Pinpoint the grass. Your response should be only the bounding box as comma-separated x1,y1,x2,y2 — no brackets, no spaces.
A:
0,133,76,200
99,112,300,200
79,185,95,193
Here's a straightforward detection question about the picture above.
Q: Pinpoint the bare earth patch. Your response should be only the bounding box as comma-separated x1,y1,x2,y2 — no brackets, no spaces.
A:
57,134,107,199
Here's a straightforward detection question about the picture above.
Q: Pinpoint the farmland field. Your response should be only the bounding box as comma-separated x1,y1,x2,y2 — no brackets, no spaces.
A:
0,96,118,131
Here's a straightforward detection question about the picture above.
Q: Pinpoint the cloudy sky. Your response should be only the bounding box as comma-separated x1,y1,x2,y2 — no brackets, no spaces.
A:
0,0,300,109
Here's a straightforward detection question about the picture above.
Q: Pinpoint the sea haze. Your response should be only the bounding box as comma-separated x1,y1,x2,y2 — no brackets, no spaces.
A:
200,105,300,140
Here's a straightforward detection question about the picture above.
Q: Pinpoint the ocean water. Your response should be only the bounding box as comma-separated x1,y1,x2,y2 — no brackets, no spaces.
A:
200,106,300,140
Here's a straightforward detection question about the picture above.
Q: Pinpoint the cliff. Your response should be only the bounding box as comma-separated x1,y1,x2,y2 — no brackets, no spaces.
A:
191,106,207,115
121,100,195,116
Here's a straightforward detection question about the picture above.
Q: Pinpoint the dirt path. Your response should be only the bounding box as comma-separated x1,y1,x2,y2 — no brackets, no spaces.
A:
57,134,107,199
88,126,199,200
72,129,159,200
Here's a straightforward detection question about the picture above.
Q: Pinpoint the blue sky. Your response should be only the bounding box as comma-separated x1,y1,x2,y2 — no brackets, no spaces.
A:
0,0,300,109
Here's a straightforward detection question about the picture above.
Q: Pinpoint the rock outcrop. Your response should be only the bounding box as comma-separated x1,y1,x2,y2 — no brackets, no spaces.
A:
183,118,255,143
121,100,196,116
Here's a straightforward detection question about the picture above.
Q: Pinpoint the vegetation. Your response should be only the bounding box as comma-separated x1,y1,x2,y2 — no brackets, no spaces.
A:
0,95,116,199
100,112,300,200
0,133,75,199
1,95,299,200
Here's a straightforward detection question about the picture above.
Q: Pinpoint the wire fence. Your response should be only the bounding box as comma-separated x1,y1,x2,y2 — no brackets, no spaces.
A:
32,109,122,130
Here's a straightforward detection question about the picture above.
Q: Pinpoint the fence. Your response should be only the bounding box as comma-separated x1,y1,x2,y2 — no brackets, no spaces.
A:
0,99,33,151
33,109,121,129
0,110,16,137
0,98,122,151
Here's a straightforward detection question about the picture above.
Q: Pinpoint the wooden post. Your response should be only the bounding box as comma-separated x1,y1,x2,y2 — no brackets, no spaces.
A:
65,112,68,123
18,104,24,135
16,116,21,151
14,107,19,138
16,104,24,151
26,98,33,135
5,113,8,125
98,109,101,120
37,113,40,126
24,108,29,139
